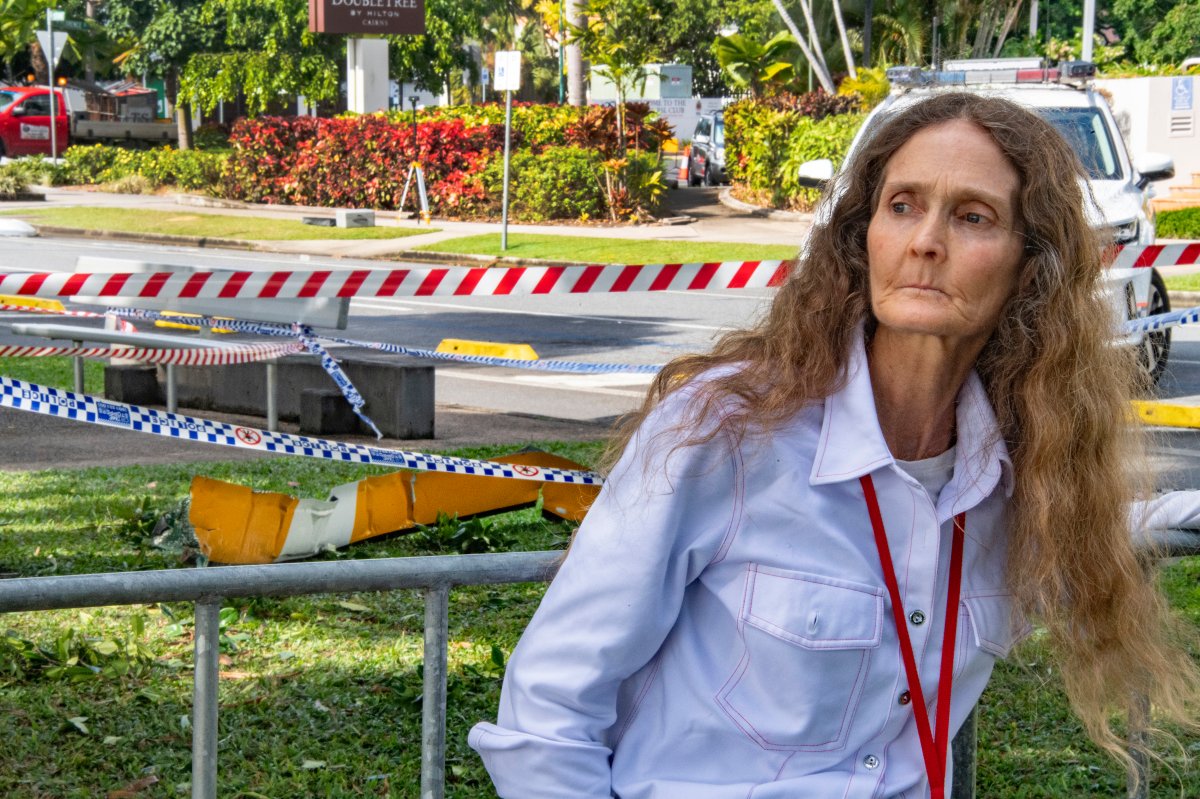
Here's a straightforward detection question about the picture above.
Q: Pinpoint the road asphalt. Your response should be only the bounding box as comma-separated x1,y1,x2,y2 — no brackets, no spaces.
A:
0,185,806,470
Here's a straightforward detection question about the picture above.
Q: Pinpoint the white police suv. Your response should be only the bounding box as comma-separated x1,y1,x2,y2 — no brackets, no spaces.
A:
798,58,1177,382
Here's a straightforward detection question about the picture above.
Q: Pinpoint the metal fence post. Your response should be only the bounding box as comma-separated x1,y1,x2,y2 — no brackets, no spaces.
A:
192,598,221,799
265,360,278,432
421,585,451,799
1127,692,1150,799
950,706,977,799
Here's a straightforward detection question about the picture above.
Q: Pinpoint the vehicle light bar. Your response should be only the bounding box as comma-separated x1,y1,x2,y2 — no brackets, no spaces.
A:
886,60,1095,89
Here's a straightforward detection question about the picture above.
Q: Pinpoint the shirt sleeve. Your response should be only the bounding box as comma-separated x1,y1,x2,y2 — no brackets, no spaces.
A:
1130,491,1200,537
469,392,743,798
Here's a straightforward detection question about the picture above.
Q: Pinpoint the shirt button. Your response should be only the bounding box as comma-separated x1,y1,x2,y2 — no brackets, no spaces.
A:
909,610,927,625
898,690,911,705
863,754,880,770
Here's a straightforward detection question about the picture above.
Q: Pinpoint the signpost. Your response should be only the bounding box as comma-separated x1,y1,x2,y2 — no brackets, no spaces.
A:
494,51,521,252
45,9,65,162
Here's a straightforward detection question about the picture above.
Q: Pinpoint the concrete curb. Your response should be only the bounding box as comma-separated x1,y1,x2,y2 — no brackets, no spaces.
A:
1132,398,1200,429
33,225,258,252
718,187,814,223
29,224,649,269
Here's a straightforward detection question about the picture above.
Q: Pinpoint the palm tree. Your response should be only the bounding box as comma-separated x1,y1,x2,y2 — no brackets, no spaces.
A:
714,31,801,97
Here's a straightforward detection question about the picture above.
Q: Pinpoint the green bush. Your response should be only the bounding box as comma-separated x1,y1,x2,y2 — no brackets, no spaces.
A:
1158,207,1200,239
481,146,606,222
0,165,30,198
725,97,864,211
61,144,226,192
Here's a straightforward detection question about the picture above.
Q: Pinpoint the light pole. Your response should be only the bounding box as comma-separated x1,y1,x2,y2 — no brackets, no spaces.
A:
558,1,565,104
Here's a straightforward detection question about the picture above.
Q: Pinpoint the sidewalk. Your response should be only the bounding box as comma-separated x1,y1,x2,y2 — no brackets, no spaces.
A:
3,186,813,262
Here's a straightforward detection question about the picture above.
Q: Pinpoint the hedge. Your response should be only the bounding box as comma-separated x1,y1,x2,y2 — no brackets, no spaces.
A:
62,144,226,191
1158,207,1200,239
724,92,864,211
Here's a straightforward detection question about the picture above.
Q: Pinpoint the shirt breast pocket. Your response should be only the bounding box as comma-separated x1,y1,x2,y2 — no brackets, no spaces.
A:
716,565,884,752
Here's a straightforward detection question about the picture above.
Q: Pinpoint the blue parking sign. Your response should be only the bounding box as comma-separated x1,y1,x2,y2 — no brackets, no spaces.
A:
1172,77,1193,112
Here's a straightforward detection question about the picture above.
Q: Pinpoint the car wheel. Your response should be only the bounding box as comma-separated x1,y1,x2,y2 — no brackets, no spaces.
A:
1140,268,1172,386
704,163,717,187
687,159,702,187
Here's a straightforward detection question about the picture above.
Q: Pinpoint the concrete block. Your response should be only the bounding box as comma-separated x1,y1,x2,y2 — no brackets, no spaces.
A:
336,209,375,228
171,353,435,439
104,365,161,405
300,389,359,435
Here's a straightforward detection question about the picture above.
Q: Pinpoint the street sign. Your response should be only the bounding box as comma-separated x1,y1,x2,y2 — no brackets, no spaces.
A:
494,51,521,92
48,9,64,21
35,31,69,69
58,19,88,32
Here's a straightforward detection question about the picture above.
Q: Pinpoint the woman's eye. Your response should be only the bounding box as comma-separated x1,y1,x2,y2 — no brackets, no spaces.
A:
962,211,989,225
890,202,910,214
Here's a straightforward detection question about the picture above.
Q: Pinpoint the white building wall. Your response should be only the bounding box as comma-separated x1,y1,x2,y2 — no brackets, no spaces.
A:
1097,76,1198,193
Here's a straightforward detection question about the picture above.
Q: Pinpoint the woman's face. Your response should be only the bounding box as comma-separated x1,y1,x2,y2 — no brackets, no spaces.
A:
866,119,1026,350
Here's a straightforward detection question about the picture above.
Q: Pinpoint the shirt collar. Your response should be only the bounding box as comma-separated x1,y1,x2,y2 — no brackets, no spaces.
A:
810,329,1014,507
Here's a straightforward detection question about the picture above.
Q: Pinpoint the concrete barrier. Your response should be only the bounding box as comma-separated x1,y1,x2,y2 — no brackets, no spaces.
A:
168,353,435,438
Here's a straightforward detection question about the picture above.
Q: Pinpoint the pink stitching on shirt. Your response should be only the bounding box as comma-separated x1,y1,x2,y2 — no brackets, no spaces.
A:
611,655,664,747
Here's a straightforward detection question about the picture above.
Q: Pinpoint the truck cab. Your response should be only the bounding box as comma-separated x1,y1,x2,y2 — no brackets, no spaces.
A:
0,87,69,158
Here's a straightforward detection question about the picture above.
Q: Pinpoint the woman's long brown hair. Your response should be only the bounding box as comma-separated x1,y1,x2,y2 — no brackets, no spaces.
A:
606,92,1199,774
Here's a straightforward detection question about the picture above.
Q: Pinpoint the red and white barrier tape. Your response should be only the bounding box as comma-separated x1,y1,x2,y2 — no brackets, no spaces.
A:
0,341,302,365
0,303,138,332
0,260,794,301
1108,243,1200,270
0,244,1192,303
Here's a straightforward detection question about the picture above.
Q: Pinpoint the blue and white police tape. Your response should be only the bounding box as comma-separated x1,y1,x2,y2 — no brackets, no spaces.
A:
294,325,383,439
0,376,603,485
109,307,666,374
1124,306,1200,336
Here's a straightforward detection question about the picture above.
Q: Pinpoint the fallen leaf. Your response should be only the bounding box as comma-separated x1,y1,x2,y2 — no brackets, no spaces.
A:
106,774,159,798
145,482,158,489
301,759,326,770
102,736,123,745
65,716,89,735
219,670,254,680
336,601,371,613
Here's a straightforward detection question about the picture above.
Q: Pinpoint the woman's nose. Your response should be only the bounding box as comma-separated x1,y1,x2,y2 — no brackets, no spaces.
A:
908,212,948,261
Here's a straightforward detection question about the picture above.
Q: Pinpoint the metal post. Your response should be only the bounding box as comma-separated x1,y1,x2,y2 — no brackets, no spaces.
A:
265,360,278,432
165,362,177,412
558,1,565,104
46,9,57,162
1081,0,1095,63
192,598,221,799
500,89,513,252
71,339,83,392
1127,692,1150,798
421,585,450,799
950,706,977,799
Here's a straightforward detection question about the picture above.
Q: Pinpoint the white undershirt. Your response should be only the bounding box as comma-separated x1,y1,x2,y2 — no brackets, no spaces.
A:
895,445,956,505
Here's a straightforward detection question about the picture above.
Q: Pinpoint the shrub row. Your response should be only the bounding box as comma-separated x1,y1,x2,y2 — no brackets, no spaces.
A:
220,110,668,221
62,145,226,191
724,91,864,211
1158,207,1200,239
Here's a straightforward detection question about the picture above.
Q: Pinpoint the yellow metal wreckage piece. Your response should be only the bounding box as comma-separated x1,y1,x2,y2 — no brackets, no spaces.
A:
189,451,599,564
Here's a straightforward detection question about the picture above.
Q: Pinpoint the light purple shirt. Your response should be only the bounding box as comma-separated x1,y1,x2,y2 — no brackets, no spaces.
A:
471,336,1065,797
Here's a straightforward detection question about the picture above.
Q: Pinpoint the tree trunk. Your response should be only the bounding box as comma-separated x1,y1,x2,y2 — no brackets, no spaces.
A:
769,0,834,92
166,69,193,150
29,41,49,85
566,0,585,106
832,0,857,78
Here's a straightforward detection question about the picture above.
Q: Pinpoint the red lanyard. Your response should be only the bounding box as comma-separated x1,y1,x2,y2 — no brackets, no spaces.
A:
860,474,965,799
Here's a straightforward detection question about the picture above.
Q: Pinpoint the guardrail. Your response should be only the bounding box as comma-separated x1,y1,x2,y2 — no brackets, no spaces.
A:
1,534,1198,799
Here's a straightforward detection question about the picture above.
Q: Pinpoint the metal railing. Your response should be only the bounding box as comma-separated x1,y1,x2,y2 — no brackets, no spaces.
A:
1,532,1197,799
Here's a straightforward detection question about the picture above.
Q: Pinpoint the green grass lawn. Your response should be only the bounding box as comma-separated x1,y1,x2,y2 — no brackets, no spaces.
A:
1,359,1198,797
415,233,800,264
0,207,437,241
1164,273,1200,292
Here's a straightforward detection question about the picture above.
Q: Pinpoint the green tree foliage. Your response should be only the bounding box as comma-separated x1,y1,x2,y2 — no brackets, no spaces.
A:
714,31,802,97
569,0,666,151
389,0,493,100
181,0,341,116
1137,1,1200,64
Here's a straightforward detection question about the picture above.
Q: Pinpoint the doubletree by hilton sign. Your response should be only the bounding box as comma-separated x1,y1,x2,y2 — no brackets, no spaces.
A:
308,0,425,35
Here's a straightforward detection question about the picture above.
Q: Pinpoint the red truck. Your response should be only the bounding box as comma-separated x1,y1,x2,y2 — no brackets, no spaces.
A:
0,85,177,158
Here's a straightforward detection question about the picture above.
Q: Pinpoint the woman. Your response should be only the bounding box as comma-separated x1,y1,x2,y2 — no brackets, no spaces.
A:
469,93,1200,797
